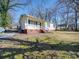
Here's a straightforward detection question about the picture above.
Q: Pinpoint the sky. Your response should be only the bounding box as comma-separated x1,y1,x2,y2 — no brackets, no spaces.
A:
10,0,57,24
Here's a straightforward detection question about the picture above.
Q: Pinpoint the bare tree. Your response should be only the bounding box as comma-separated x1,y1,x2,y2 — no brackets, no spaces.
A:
53,0,79,31
28,0,53,22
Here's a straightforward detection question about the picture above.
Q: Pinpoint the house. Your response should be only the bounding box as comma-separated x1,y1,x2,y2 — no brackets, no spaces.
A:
19,14,55,34
57,24,67,30
57,23,76,31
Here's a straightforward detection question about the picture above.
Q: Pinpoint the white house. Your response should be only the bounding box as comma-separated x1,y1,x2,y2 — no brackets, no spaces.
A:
19,14,55,34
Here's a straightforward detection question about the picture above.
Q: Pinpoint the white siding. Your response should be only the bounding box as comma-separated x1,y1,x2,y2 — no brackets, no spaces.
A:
25,24,40,29
25,19,41,30
49,23,55,30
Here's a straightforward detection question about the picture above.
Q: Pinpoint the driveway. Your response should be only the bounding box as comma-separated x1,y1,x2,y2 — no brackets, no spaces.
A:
0,33,16,38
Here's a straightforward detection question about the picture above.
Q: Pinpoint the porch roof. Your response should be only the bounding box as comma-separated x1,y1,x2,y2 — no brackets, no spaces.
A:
20,14,46,23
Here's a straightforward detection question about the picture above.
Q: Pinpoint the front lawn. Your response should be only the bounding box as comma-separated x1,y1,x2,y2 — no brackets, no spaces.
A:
0,31,79,59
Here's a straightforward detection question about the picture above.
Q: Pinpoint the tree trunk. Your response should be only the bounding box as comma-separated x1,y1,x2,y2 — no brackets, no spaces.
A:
75,7,78,31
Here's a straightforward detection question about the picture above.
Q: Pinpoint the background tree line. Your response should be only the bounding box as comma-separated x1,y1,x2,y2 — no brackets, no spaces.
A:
0,0,79,31
54,0,79,31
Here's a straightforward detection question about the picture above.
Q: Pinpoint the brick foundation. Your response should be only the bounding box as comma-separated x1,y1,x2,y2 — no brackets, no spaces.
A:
22,29,45,34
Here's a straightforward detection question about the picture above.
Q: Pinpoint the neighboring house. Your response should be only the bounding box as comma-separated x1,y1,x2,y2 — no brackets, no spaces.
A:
19,14,55,34
57,24,67,30
57,23,76,31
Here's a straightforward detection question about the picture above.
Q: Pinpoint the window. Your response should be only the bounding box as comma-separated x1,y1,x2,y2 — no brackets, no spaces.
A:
36,22,38,25
40,23,41,26
28,20,30,24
